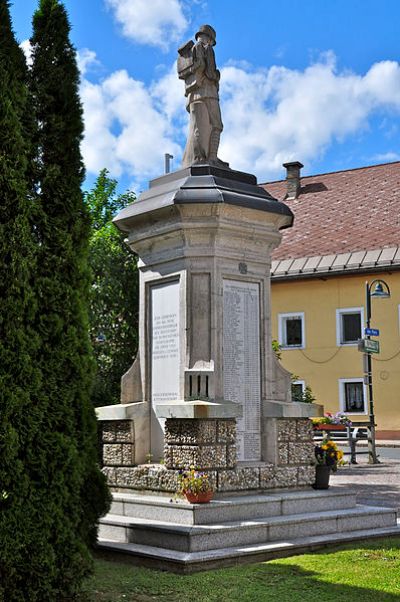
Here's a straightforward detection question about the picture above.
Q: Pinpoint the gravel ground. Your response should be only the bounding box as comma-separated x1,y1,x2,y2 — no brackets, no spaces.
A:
331,458,400,511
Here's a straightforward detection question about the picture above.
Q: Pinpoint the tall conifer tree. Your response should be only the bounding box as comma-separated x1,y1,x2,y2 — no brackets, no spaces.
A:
27,0,110,597
0,2,46,599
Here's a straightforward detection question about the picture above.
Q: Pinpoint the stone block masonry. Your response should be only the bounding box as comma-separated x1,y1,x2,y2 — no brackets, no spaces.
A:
164,418,236,470
101,420,135,467
101,416,316,494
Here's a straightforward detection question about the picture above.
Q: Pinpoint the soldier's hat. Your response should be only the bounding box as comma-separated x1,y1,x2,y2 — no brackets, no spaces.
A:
195,24,216,46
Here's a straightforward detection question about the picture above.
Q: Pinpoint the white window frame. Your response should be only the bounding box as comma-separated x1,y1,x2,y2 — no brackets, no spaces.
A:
291,379,306,401
278,312,305,349
336,307,364,347
339,378,367,415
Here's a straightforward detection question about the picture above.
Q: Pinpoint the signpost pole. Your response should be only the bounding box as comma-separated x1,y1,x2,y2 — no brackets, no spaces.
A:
365,282,379,464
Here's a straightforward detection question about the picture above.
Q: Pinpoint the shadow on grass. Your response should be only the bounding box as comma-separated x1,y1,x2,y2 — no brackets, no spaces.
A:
81,540,400,602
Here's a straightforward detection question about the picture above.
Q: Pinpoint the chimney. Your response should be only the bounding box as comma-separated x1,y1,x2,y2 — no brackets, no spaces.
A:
283,161,303,200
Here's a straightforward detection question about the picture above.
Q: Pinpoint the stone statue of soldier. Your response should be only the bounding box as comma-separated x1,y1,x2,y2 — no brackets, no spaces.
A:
178,25,227,168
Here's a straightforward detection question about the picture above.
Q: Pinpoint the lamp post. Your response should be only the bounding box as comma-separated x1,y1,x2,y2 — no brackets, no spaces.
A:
364,279,390,464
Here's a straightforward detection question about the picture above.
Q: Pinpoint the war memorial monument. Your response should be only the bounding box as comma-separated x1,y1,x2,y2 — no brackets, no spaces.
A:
96,26,398,570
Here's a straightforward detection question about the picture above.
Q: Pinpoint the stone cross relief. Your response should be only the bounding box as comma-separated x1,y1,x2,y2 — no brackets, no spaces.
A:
177,24,228,168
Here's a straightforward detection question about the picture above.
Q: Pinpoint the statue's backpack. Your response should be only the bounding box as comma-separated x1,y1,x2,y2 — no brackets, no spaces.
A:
177,40,198,94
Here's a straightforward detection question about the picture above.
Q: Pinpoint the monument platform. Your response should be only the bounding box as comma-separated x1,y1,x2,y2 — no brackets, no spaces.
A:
97,488,399,573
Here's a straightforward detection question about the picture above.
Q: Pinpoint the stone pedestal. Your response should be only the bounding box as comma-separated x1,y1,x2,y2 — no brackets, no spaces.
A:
97,164,322,493
164,418,237,470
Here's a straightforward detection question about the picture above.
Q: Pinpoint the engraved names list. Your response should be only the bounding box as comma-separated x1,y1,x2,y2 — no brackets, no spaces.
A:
150,280,180,456
223,280,261,461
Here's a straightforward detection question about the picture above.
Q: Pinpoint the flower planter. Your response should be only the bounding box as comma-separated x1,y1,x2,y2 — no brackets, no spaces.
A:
313,424,346,431
185,491,213,504
312,464,331,489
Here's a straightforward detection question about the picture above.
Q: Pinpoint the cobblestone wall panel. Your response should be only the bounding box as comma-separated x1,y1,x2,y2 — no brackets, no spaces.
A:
217,467,260,492
271,467,298,488
171,445,198,468
103,443,122,466
164,419,181,444
102,466,116,486
115,420,134,443
289,442,315,465
226,445,237,468
259,464,275,488
121,443,135,466
298,465,316,486
296,419,314,441
102,422,116,442
114,467,148,489
217,420,236,444
278,442,289,465
277,419,296,442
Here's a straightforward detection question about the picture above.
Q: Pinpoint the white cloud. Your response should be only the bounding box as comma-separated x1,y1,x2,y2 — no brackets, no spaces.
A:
20,39,33,66
77,49,100,76
80,50,400,191
105,0,188,51
370,151,400,163
80,68,181,185
151,62,184,123
219,56,400,178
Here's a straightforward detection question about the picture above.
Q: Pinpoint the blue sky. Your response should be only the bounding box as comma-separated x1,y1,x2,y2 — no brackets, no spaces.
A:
10,0,400,194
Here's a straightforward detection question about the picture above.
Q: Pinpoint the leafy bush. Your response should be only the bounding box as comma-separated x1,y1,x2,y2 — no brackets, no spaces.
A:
86,169,139,407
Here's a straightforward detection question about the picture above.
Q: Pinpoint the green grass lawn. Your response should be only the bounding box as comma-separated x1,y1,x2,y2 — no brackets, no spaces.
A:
80,538,400,602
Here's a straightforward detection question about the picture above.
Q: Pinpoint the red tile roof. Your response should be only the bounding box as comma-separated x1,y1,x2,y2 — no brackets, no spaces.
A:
262,162,400,260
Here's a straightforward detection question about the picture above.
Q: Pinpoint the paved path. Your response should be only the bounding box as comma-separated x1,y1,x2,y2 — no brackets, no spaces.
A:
331,458,400,511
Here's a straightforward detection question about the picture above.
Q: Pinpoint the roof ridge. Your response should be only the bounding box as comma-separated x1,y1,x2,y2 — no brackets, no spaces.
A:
262,160,400,186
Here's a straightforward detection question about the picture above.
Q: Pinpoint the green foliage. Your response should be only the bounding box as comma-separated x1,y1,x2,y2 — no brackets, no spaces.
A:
0,2,44,599
292,384,316,404
178,468,214,495
0,2,109,600
271,339,282,360
85,169,139,407
272,341,315,403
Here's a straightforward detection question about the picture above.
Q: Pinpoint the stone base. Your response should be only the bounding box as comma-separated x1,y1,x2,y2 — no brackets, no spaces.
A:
102,462,315,494
100,417,317,494
98,488,399,572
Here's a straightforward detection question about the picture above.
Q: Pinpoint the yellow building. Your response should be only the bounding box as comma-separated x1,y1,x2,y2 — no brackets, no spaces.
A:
264,161,400,439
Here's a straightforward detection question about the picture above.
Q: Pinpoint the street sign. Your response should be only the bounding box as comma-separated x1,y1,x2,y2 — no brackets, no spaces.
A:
365,328,380,336
358,338,380,354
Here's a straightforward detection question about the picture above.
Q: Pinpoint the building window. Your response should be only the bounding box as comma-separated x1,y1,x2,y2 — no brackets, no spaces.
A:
336,307,364,346
291,380,305,402
278,312,305,348
339,379,367,414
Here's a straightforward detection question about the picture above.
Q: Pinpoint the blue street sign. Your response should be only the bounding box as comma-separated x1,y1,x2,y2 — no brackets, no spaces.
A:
365,328,379,336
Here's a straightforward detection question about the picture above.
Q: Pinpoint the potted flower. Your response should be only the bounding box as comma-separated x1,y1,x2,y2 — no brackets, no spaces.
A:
178,467,214,503
312,412,352,432
313,438,345,489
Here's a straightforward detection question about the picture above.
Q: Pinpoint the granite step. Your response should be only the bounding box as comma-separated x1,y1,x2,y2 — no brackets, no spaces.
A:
98,504,397,553
110,488,357,525
97,520,400,573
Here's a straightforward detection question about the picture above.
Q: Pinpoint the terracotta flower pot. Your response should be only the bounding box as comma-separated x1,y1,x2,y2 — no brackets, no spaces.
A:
185,491,213,504
312,464,331,489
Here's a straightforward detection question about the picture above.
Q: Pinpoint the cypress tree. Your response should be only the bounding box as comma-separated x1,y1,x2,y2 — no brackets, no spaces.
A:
27,0,110,598
0,2,46,599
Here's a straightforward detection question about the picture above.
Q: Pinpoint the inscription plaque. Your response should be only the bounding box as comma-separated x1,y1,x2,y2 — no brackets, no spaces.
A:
223,280,261,461
150,280,180,457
